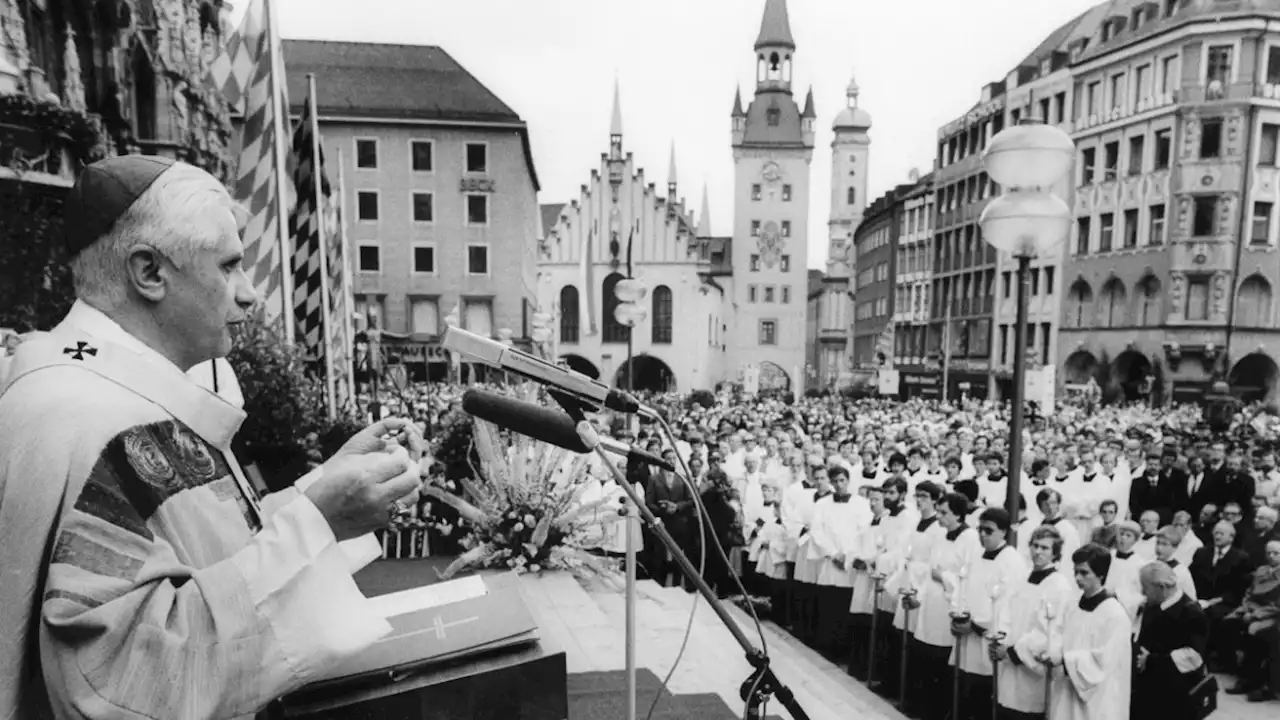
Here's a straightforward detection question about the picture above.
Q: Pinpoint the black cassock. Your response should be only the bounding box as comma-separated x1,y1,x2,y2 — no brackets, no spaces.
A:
1132,593,1210,720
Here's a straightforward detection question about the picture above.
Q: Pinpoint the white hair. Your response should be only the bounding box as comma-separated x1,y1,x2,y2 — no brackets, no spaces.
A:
71,162,236,308
1139,561,1177,588
1257,506,1278,523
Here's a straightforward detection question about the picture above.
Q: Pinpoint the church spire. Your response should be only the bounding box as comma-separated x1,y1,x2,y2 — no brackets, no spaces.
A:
697,184,712,237
732,86,746,117
754,0,795,51
609,78,622,160
667,141,678,198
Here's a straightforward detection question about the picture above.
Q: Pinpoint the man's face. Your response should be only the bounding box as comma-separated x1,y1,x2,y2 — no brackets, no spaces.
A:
1189,457,1205,474
1155,536,1175,561
1257,513,1277,534
164,197,254,367
1073,562,1103,595
978,521,1004,552
1140,512,1159,534
1212,523,1233,548
1100,504,1117,524
985,458,1002,476
884,487,901,507
1222,504,1243,525
1210,444,1226,464
1262,453,1276,472
1029,538,1055,569
1116,530,1137,552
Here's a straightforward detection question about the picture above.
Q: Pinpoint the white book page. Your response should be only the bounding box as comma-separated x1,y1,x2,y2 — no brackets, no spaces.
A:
365,574,489,619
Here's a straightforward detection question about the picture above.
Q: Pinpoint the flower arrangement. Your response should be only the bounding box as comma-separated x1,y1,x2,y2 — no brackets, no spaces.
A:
421,388,624,582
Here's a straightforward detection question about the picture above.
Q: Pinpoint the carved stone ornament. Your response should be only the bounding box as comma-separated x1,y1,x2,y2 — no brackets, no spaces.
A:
62,24,87,112
1170,273,1185,316
1212,273,1227,317
758,221,784,267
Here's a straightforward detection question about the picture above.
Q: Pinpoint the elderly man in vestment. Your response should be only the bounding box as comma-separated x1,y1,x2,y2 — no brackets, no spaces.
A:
1042,543,1132,720
1131,561,1210,720
0,158,426,720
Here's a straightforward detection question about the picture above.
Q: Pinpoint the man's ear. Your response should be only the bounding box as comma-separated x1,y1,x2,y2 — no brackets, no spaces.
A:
125,245,168,302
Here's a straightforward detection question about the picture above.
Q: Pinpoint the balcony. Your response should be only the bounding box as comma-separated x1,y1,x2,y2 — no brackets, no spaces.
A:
0,95,107,187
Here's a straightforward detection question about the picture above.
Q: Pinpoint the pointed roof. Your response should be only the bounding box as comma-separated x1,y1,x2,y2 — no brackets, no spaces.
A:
697,184,712,237
610,78,623,136
802,86,816,118
732,86,746,117
754,0,795,50
667,141,678,186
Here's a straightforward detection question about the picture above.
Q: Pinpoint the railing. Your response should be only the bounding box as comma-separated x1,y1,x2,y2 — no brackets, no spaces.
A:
376,526,431,560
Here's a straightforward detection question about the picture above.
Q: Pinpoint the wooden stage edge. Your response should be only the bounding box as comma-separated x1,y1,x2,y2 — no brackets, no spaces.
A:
517,572,905,720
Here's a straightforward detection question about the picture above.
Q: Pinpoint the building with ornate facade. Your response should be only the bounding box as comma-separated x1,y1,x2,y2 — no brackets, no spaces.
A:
850,186,898,369
278,40,541,378
1058,0,1280,404
892,172,934,380
538,0,820,393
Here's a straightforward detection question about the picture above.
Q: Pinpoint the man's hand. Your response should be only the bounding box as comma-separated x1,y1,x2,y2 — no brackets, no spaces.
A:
988,641,1008,664
1135,647,1150,673
305,444,422,542
332,418,426,463
833,553,847,570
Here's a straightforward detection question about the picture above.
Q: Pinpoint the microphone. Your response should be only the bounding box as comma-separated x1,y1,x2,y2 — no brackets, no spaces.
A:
442,326,647,415
461,389,675,472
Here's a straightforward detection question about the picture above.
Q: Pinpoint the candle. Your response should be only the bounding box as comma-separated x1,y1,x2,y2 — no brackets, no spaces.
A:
990,582,1003,638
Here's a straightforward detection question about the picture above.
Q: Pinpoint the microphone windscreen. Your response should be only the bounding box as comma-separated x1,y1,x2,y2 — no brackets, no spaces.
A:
461,389,589,453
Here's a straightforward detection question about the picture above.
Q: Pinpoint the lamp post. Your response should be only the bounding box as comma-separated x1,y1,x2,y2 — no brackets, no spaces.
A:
614,278,649,392
979,117,1073,533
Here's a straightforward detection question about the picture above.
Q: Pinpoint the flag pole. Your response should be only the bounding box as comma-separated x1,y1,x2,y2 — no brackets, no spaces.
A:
307,73,338,420
335,146,357,404
265,0,296,344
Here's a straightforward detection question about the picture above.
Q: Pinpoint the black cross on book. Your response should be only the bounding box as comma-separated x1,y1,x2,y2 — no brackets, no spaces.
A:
63,342,97,360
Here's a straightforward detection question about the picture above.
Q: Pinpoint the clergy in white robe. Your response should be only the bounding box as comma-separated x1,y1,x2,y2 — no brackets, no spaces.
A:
992,524,1075,718
1170,511,1203,566
795,467,834,644
1103,520,1145,620
847,486,887,680
905,491,981,720
755,504,788,622
1045,544,1133,720
809,467,871,659
871,477,918,697
1029,488,1082,574
891,481,946,640
1132,510,1162,561
951,507,1028,720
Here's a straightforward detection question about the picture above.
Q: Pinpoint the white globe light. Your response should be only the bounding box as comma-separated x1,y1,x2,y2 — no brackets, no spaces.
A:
983,121,1074,190
444,311,460,327
614,278,648,303
531,312,553,328
532,328,552,342
614,302,647,327
979,190,1072,258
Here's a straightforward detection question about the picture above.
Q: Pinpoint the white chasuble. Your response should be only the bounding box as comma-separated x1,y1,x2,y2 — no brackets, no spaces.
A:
914,526,981,648
953,544,1027,676
1048,592,1133,720
995,567,1074,715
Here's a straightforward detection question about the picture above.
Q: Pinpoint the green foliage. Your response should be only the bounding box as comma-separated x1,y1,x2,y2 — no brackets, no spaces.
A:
0,184,75,332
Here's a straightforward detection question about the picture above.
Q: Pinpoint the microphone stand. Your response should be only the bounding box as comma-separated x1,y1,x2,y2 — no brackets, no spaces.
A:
618,496,638,720
577,423,811,720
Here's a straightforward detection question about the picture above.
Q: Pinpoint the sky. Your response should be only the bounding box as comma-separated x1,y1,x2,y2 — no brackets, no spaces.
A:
250,0,1106,268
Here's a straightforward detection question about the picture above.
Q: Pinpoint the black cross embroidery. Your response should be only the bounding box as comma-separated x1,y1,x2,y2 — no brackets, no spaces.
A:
63,342,97,360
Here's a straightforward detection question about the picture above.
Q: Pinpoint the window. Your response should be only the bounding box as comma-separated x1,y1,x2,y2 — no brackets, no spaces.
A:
410,140,433,172
1099,213,1115,252
1044,266,1055,295
1030,268,1040,295
781,220,791,237
782,184,792,201
1041,323,1052,366
758,320,777,345
357,191,379,221
355,138,378,169
750,254,761,271
1206,45,1232,87
1087,81,1101,115
1081,148,1096,183
999,324,1009,364
1137,276,1161,325
780,255,791,272
1193,196,1217,236
751,220,761,236
1252,202,1273,245
748,285,758,303
463,300,493,337
412,192,434,223
466,194,488,225
358,245,380,272
781,286,791,303
652,285,673,344
1163,0,1177,17
1110,72,1125,110
1002,271,1011,298
601,273,629,343
1134,64,1151,101
1128,135,1144,175
847,187,857,205
1054,92,1066,123
465,143,488,173
1200,119,1222,158
752,184,762,201
410,298,439,336
1261,124,1279,166
412,245,435,274
1186,277,1210,321
766,108,780,126
467,245,489,275
1123,208,1139,248
1149,204,1166,245
764,286,775,303
1026,323,1036,349
1103,142,1119,180
1154,129,1172,169
559,286,580,343
1160,55,1178,95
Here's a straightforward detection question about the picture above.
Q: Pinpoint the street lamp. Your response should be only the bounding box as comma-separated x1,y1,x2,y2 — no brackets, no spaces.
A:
614,277,648,391
979,117,1073,533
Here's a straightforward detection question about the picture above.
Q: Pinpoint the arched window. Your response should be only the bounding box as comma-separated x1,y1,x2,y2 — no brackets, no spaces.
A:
601,273,629,343
1237,275,1274,327
1066,280,1093,328
559,285,580,344
1100,278,1127,328
847,187,857,205
652,285,673,344
131,43,157,140
1136,275,1162,326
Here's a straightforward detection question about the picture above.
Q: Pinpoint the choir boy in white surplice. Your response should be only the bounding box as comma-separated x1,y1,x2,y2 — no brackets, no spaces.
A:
846,485,888,680
950,507,1028,720
1154,525,1198,600
810,466,872,659
1028,488,1081,574
1133,510,1162,561
754,498,788,621
1103,520,1145,620
871,476,918,697
889,481,946,643
795,466,834,644
780,461,819,626
1043,544,1132,720
908,492,982,720
991,524,1075,720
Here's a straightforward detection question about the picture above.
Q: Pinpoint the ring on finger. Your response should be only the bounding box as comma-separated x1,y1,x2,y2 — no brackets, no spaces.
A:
390,499,412,516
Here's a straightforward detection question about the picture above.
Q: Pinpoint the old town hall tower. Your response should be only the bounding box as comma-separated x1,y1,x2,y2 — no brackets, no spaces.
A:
729,0,815,393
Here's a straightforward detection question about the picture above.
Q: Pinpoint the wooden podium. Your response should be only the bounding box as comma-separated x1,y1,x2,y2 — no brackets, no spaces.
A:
273,572,568,720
